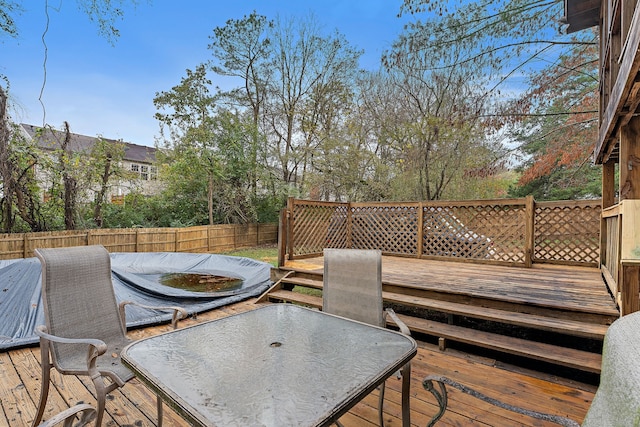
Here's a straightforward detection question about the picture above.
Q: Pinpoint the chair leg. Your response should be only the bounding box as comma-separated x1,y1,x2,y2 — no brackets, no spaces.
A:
400,363,412,427
32,343,52,427
157,396,163,427
422,377,450,427
92,379,109,427
378,381,386,427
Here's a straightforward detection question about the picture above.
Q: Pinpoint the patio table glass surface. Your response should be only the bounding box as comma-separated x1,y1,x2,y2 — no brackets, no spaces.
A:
121,304,417,427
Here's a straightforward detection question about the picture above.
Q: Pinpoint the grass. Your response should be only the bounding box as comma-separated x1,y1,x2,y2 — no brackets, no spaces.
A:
222,245,321,297
222,245,278,267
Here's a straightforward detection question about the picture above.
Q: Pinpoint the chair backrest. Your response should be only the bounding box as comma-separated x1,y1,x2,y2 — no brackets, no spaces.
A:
323,248,384,327
35,245,126,368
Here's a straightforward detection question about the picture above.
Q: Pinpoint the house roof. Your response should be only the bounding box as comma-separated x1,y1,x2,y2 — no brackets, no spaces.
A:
563,0,600,33
20,123,156,164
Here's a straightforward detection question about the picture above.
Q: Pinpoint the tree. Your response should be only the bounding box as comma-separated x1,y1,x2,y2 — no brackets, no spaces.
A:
154,65,262,224
208,12,272,197
0,0,144,232
0,1,20,39
264,15,362,192
58,122,78,229
0,0,140,44
507,35,600,199
396,0,598,200
89,136,128,227
380,14,505,201
0,87,46,232
154,64,220,224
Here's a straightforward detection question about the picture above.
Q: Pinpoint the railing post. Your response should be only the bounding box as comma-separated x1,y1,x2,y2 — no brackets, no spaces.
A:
417,202,424,258
601,160,616,267
524,195,535,268
286,197,294,261
346,201,353,249
278,209,287,267
620,262,640,315
620,200,640,314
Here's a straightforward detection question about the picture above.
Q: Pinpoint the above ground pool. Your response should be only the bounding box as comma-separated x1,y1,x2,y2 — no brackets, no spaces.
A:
0,252,273,350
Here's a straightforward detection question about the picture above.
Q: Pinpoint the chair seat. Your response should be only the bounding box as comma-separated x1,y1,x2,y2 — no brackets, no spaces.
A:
55,336,135,384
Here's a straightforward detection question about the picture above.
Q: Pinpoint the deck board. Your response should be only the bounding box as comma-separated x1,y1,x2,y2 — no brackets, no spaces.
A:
0,299,596,427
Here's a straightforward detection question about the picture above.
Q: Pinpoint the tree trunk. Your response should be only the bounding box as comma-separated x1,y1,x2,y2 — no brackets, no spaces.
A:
61,122,77,230
0,87,14,232
208,175,214,225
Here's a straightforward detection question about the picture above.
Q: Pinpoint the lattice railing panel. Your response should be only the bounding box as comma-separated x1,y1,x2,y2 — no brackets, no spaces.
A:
291,202,348,256
422,204,526,263
350,205,419,255
286,198,601,265
534,202,600,265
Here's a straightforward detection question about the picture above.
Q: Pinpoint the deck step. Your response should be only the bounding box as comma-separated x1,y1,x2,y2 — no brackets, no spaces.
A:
391,313,602,374
267,289,322,308
264,288,602,374
279,275,609,340
281,276,324,289
383,292,609,340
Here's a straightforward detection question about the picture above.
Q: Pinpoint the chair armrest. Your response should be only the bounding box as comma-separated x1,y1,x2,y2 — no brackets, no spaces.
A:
422,375,580,427
37,403,96,426
384,308,411,336
118,300,188,329
35,325,107,354
35,325,107,375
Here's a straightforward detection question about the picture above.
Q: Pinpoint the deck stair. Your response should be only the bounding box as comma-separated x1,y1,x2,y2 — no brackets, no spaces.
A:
257,268,611,375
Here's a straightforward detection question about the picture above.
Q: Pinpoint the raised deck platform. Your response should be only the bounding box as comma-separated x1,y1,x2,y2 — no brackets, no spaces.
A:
260,256,619,375
1,299,596,426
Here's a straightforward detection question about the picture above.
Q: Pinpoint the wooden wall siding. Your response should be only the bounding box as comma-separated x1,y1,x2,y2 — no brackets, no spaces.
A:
0,223,278,260
286,198,601,267
534,200,602,265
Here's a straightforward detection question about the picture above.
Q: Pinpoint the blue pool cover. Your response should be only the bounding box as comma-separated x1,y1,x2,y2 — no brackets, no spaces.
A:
0,252,273,350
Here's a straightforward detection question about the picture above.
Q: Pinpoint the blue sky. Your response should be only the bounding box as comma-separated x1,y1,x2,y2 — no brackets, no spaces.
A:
2,1,413,147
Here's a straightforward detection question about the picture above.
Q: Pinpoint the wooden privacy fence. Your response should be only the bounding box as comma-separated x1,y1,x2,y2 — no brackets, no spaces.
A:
280,197,601,268
0,223,278,260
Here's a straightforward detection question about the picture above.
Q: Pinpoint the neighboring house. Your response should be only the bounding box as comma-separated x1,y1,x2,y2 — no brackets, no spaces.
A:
19,123,162,203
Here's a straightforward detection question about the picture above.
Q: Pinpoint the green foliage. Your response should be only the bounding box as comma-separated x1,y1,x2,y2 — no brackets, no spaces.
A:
506,31,599,198
0,1,20,39
75,0,145,45
396,0,598,201
508,164,601,200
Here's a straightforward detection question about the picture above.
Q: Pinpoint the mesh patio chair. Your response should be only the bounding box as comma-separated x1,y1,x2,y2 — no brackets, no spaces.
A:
422,310,640,426
323,248,412,427
37,404,96,427
33,245,187,427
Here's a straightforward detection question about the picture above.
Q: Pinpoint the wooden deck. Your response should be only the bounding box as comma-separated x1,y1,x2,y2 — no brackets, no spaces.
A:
0,299,596,427
283,256,618,318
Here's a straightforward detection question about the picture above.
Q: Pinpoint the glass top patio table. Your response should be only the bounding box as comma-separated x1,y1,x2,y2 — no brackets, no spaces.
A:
121,304,417,427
